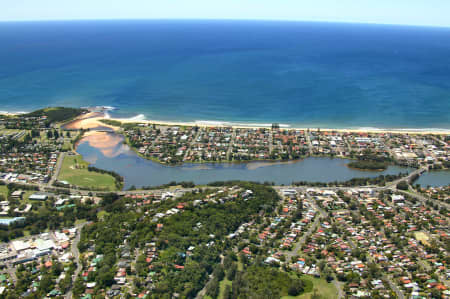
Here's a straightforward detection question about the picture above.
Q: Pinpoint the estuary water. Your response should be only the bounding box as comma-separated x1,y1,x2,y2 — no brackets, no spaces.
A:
415,170,450,187
0,20,449,129
76,131,414,189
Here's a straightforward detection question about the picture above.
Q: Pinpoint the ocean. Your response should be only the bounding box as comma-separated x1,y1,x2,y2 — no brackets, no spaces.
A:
0,20,449,129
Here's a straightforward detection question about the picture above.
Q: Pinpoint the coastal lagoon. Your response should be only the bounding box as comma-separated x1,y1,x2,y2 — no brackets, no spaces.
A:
76,132,414,189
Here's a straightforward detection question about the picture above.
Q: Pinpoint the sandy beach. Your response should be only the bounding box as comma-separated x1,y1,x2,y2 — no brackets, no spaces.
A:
63,112,118,130
66,112,450,135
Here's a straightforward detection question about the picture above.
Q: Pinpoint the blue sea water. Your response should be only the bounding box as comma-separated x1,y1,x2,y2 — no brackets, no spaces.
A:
0,20,449,128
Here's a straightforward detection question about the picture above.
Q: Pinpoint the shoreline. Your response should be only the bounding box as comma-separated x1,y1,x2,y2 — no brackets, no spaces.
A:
103,115,450,135
3,108,450,134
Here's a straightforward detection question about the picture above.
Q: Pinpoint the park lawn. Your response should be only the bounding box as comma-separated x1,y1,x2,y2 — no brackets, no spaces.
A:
97,210,109,220
204,277,232,299
75,219,87,226
58,154,118,191
0,185,8,199
218,278,232,299
0,129,29,141
0,129,25,135
237,256,244,271
414,231,431,247
23,191,37,202
282,275,337,299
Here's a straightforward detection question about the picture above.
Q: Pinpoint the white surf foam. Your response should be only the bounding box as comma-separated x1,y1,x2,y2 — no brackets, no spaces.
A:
194,120,290,128
128,114,147,121
355,127,450,133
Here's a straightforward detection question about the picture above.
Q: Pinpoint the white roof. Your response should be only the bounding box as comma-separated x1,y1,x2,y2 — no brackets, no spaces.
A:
35,239,55,251
29,194,48,200
12,240,30,251
392,194,404,201
54,232,69,242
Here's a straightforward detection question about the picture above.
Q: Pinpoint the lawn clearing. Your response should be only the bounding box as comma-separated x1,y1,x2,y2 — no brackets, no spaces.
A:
218,278,232,299
58,154,118,191
414,231,431,246
0,185,8,199
282,275,337,299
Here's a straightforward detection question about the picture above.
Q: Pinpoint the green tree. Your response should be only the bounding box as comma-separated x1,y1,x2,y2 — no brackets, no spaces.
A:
397,181,409,190
206,278,220,298
288,279,304,296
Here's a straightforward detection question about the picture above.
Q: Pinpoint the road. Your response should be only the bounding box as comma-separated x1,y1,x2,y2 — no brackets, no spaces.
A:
48,152,66,187
285,211,321,260
308,199,345,299
338,207,405,299
184,129,202,161
300,189,406,299
195,254,224,299
226,129,237,161
344,228,405,299
0,177,202,197
305,130,313,154
395,189,450,210
65,222,88,299
386,167,427,189
281,193,344,298
4,262,17,285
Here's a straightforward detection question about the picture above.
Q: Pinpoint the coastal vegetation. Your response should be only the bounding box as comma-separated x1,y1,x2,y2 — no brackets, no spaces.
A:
87,166,124,190
347,160,388,171
99,119,123,127
57,154,120,191
347,151,391,171
25,107,86,124
293,173,407,187
130,181,196,191
216,265,305,298
396,181,409,190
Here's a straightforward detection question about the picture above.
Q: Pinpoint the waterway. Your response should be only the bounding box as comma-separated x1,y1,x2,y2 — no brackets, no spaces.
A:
415,170,450,187
76,131,417,189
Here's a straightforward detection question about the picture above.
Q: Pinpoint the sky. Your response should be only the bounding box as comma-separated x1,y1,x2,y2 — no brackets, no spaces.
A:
1,0,450,27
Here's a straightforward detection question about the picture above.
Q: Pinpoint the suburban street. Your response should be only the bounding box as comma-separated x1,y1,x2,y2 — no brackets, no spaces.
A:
48,152,66,187
66,222,88,299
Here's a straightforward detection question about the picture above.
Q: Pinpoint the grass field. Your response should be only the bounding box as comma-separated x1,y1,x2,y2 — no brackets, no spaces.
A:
0,129,29,141
218,278,232,299
23,191,36,202
0,185,8,199
204,278,232,299
282,275,337,299
414,231,431,246
58,154,118,191
209,273,337,299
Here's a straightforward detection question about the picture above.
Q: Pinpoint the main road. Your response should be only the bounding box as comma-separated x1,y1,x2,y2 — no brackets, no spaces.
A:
1,165,433,199
65,222,88,299
48,152,66,187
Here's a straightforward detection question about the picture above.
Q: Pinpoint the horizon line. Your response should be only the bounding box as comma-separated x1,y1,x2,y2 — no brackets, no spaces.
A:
0,17,449,29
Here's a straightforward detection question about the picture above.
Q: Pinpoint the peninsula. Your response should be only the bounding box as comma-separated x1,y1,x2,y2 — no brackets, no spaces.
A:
63,110,450,172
